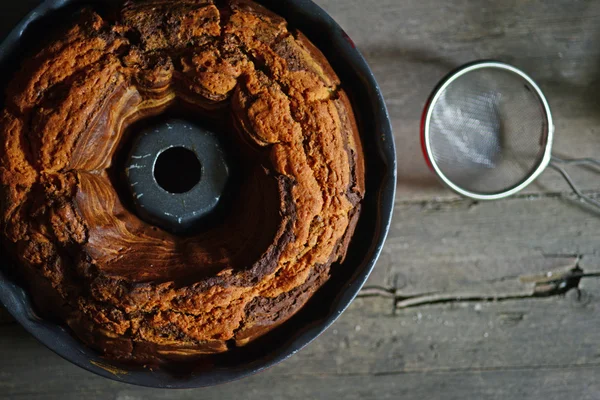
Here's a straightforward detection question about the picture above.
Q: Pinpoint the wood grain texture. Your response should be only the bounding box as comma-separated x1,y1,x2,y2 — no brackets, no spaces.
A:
2,291,600,399
316,0,600,200
2,0,600,398
373,195,600,298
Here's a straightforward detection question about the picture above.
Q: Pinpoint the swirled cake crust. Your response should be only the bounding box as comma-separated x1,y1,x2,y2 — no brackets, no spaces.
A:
0,0,365,363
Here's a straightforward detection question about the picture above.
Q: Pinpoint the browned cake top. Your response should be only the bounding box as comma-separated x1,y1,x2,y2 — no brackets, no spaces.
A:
0,0,364,362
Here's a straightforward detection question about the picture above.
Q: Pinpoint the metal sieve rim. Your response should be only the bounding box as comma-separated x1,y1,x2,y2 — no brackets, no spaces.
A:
421,60,555,200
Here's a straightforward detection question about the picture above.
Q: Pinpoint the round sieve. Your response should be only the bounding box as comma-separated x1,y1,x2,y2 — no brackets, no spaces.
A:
421,60,600,209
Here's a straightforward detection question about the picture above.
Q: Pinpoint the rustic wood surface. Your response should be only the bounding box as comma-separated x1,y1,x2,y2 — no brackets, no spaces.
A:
2,0,600,398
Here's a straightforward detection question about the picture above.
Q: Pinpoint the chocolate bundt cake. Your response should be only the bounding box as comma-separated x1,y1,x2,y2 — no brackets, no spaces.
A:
0,0,364,363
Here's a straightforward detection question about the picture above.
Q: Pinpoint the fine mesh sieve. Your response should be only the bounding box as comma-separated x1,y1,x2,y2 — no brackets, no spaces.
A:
421,60,600,209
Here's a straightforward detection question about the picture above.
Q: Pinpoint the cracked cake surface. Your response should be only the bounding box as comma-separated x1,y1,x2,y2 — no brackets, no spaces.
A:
0,0,365,363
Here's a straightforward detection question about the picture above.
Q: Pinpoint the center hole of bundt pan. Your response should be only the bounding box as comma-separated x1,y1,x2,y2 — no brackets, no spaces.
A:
153,147,202,194
123,118,230,233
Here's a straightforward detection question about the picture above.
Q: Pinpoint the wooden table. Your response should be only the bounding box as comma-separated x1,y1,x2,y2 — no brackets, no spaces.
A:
2,0,600,398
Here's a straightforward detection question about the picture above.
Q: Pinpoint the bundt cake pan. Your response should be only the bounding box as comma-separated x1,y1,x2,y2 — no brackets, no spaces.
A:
0,0,396,388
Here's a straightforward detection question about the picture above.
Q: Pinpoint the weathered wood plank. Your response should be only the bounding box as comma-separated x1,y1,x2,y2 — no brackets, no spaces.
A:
2,292,600,399
367,196,600,299
4,366,600,400
119,367,600,400
292,295,600,376
2,279,599,380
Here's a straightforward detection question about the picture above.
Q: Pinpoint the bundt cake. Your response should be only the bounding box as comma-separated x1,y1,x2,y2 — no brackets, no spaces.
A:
0,0,364,363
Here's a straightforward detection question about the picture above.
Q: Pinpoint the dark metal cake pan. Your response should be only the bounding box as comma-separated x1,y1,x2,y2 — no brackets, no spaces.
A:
0,0,396,388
